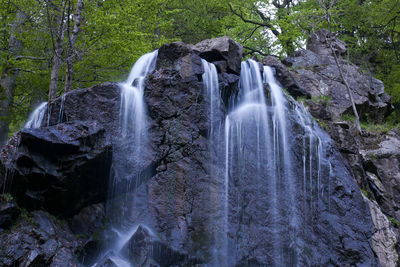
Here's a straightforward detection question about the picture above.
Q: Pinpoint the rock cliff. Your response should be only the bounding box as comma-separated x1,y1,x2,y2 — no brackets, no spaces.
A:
0,33,396,266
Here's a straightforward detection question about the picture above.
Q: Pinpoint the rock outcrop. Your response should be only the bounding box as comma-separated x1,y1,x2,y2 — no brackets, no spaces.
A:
276,29,392,123
0,35,388,266
0,210,80,267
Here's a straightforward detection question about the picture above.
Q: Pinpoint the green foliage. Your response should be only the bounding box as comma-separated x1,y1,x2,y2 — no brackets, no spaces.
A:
0,193,14,202
388,216,400,228
20,209,34,225
311,95,330,105
360,121,400,134
341,114,355,122
316,119,328,131
361,187,368,198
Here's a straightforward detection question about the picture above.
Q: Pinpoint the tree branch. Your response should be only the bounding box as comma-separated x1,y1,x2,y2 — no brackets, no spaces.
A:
243,46,268,56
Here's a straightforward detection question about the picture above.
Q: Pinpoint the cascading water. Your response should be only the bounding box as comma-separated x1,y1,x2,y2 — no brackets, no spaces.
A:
224,60,330,266
58,93,67,123
24,102,47,128
93,50,158,267
201,59,227,266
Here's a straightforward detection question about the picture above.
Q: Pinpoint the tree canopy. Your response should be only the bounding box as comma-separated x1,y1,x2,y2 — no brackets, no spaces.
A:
1,0,399,145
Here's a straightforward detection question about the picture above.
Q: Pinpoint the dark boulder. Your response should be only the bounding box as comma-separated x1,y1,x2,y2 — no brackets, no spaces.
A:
1,121,112,217
46,82,121,131
0,194,20,229
262,55,310,98
0,82,121,217
70,203,106,240
193,36,243,75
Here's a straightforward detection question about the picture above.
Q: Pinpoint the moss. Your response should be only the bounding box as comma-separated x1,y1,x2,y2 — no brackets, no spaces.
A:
388,216,399,228
341,113,355,122
360,121,400,134
311,95,331,104
296,95,307,104
361,188,368,197
20,209,35,225
0,193,14,202
316,119,329,130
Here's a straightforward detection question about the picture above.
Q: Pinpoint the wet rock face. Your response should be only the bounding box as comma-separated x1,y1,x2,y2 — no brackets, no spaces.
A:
120,226,198,267
144,40,230,261
0,211,80,267
0,83,120,218
0,194,19,229
0,36,385,266
1,121,112,217
261,56,310,98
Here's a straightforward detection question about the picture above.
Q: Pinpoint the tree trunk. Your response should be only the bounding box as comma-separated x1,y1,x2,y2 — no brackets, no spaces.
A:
330,43,362,133
48,1,68,102
0,11,24,148
64,0,84,93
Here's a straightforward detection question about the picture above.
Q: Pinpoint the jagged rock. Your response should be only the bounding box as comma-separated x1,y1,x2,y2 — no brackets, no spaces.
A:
46,82,121,131
0,211,80,267
157,42,203,81
0,36,384,266
121,226,198,266
282,31,393,123
307,29,347,57
363,196,399,267
0,121,112,217
0,194,20,229
69,203,106,265
262,56,310,98
0,83,121,217
193,36,243,75
360,132,400,224
70,203,105,240
95,251,120,267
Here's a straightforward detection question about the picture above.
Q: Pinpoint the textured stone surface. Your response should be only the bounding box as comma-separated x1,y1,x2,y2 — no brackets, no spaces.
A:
0,194,19,229
0,83,120,218
282,30,392,123
0,36,385,266
0,211,80,267
120,226,198,266
307,29,347,57
1,121,112,217
262,55,310,98
193,36,243,75
360,132,400,224
364,196,398,267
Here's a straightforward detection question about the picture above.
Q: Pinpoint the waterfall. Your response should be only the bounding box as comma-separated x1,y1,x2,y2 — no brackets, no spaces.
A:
58,93,67,123
93,50,158,267
24,102,47,128
225,60,276,265
201,59,226,266
223,61,330,265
